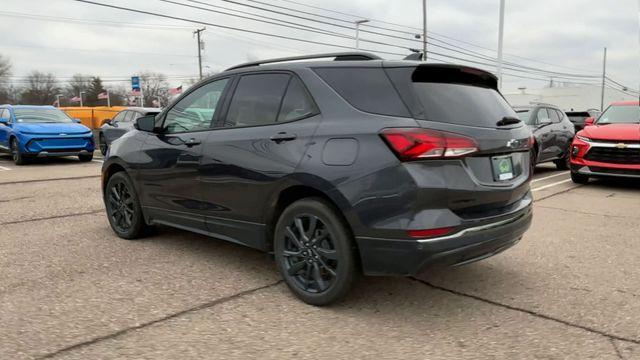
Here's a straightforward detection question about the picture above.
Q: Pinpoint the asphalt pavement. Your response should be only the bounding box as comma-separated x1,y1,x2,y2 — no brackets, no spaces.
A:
0,153,638,359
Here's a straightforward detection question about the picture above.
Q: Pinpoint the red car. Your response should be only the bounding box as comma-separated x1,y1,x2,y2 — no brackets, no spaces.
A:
570,101,640,183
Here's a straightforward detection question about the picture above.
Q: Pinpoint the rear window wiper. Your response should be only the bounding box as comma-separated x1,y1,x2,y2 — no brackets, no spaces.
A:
496,116,521,126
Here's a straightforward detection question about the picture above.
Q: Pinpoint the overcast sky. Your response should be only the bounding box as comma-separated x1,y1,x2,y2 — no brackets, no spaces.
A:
0,0,638,93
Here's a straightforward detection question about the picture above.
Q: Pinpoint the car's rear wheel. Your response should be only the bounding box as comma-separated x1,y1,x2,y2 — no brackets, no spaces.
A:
554,144,571,170
79,153,94,162
274,198,356,306
105,172,149,239
99,134,108,156
10,138,27,165
571,171,589,184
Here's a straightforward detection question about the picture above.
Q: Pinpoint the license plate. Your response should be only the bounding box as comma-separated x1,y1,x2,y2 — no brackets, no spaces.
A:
491,155,515,181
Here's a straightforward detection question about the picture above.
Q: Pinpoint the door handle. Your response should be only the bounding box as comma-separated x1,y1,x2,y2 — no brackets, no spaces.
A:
184,138,201,147
270,132,297,143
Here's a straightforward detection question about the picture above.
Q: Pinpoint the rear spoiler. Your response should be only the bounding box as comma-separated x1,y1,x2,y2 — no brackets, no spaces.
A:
410,64,499,91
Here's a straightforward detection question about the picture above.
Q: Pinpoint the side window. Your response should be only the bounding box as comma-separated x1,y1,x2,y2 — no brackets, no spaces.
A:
277,77,318,122
112,112,127,123
548,108,560,123
163,78,229,133
555,110,567,122
536,108,550,123
224,73,290,128
122,111,136,123
313,67,410,117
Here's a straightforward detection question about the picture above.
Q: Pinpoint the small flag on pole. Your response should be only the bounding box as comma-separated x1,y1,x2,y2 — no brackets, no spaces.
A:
98,92,109,100
169,85,183,95
69,96,81,103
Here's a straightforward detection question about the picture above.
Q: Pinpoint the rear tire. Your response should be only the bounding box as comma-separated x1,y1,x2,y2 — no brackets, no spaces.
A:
274,197,357,306
554,145,571,170
571,171,589,184
99,133,108,156
105,172,149,239
10,138,27,165
79,153,94,162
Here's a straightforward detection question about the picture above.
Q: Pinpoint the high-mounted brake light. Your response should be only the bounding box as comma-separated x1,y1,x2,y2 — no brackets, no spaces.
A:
380,128,479,161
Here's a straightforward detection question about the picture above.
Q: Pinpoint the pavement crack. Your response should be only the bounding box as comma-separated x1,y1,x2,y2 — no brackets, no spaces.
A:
609,338,625,360
36,280,284,359
534,184,582,202
0,209,104,225
0,175,100,186
410,277,640,346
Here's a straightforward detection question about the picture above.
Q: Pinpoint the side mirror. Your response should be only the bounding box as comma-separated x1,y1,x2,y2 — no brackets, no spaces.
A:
584,117,595,126
134,115,157,132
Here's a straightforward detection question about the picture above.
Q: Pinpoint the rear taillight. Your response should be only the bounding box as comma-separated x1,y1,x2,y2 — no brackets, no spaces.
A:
380,128,479,161
408,227,456,239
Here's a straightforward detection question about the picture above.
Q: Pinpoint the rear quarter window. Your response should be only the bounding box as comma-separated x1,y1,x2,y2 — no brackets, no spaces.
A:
313,67,411,117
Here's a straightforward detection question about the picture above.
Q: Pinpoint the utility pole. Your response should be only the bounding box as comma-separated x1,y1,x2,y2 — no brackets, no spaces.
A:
354,20,369,49
422,0,427,61
600,47,607,111
194,28,206,80
497,0,505,90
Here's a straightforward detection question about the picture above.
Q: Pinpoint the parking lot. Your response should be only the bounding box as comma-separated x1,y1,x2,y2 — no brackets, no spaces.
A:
1,152,638,359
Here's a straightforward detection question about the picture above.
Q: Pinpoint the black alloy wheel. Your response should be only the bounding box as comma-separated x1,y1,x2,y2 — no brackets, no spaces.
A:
10,138,26,165
274,198,356,306
105,172,148,239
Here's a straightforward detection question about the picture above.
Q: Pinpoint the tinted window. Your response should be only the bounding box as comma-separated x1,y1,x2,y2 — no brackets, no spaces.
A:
224,73,290,127
536,108,550,123
163,78,229,133
313,67,410,117
277,77,318,122
385,66,516,127
548,108,560,123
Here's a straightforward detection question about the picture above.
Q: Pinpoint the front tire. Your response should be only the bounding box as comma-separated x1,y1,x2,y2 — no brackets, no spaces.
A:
99,134,108,156
274,198,357,306
10,138,27,165
571,171,589,184
554,145,571,170
105,172,149,239
79,153,94,162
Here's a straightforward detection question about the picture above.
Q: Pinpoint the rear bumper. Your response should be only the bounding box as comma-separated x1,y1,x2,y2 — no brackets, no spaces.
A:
355,200,533,276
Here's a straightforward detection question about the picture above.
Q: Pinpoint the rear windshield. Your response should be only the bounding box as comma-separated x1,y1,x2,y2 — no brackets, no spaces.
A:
13,108,73,123
385,66,518,128
516,110,533,125
597,105,640,125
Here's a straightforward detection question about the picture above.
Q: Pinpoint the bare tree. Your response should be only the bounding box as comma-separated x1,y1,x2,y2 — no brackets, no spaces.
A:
65,74,91,105
139,71,170,108
20,71,60,105
0,55,13,103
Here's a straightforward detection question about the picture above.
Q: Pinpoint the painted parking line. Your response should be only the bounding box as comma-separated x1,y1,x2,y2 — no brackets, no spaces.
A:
531,171,569,183
0,165,12,171
531,178,573,192
92,160,104,164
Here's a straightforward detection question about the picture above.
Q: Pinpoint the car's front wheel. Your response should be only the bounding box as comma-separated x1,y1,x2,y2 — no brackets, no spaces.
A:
554,144,571,170
10,138,27,165
105,172,149,239
571,171,589,184
79,153,93,162
274,198,357,306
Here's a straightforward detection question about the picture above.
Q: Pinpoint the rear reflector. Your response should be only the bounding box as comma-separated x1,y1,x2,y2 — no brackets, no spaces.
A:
381,128,478,161
408,227,456,239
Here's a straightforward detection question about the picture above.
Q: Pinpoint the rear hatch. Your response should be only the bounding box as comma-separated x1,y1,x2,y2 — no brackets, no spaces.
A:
384,63,533,217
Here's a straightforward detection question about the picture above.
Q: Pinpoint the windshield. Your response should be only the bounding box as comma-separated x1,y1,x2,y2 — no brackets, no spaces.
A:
516,110,533,125
14,108,73,123
596,105,640,125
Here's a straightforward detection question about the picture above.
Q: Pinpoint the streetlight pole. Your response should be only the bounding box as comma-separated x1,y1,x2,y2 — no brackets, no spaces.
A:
55,94,63,108
497,0,506,90
194,28,206,80
600,47,607,111
80,91,85,107
422,0,427,61
354,19,369,49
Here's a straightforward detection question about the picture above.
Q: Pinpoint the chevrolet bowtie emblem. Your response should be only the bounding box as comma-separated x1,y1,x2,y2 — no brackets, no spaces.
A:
615,143,627,149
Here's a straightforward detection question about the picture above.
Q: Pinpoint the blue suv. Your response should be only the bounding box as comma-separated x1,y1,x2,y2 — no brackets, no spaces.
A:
0,105,95,165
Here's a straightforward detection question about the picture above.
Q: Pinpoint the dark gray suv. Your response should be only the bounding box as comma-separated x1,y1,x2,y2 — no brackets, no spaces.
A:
101,53,533,305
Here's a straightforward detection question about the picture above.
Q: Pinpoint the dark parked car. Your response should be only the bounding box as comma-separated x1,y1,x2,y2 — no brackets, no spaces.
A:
98,107,161,155
514,104,575,170
566,109,601,131
101,52,534,305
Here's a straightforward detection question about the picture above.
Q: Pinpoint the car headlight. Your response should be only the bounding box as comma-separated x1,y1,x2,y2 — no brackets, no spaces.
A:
576,135,590,142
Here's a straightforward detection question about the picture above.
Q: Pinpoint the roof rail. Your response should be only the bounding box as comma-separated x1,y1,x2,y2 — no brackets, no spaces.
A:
226,52,382,71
